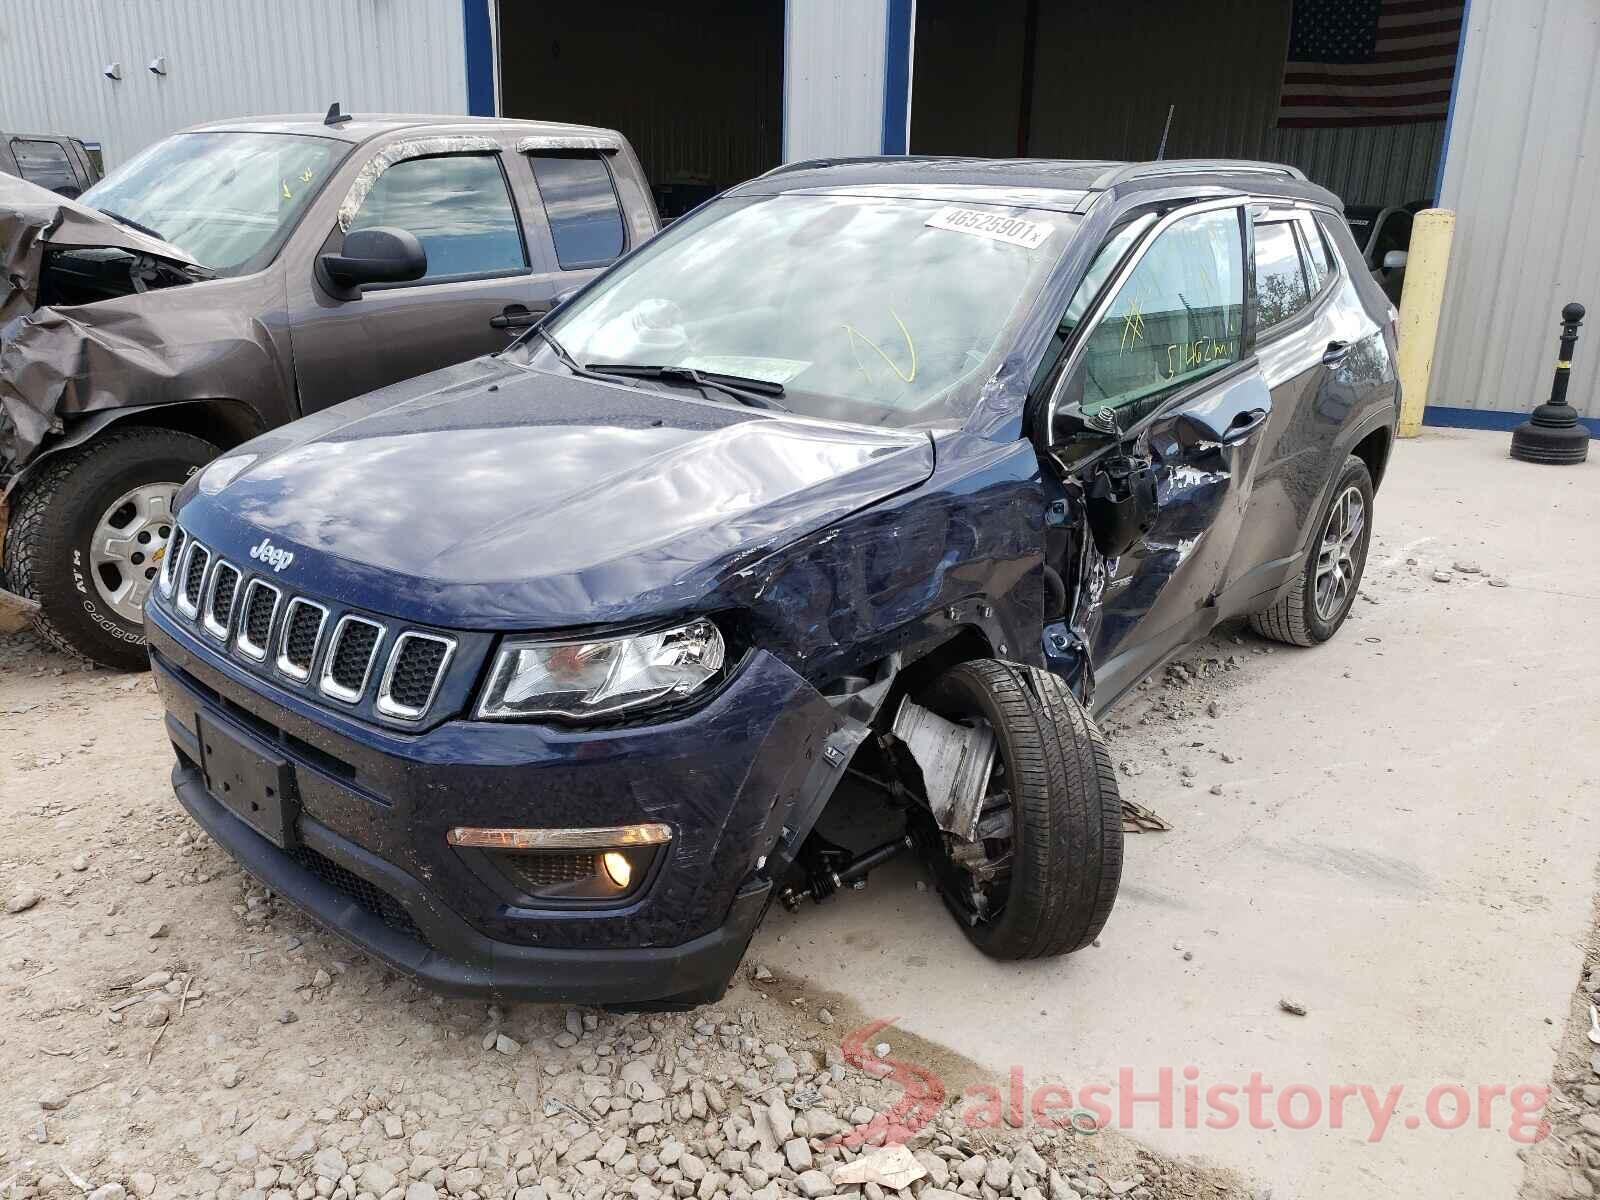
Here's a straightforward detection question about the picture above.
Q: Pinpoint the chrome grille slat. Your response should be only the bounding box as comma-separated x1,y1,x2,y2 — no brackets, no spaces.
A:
275,598,328,682
234,580,280,661
202,561,241,640
319,614,384,704
176,542,209,618
376,632,456,721
158,526,187,597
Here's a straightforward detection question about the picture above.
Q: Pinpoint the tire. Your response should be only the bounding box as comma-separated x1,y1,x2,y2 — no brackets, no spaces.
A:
917,659,1123,960
1249,454,1374,647
4,427,218,669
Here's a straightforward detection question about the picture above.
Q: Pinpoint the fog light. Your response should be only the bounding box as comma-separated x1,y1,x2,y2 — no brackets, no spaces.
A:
601,850,633,889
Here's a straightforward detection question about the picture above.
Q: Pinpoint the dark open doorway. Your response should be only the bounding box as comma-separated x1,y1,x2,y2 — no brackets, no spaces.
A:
496,0,784,219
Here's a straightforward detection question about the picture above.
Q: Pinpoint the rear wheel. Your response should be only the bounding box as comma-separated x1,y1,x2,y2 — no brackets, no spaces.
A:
1249,454,1374,647
3,427,217,669
915,659,1123,959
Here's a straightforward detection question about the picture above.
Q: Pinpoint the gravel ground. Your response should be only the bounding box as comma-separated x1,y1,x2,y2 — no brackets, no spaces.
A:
0,630,1253,1200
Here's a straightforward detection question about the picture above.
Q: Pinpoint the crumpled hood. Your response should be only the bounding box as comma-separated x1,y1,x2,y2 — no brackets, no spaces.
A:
181,359,935,629
0,171,201,325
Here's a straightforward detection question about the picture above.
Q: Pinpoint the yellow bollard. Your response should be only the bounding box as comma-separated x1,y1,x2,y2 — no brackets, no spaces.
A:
1395,208,1456,438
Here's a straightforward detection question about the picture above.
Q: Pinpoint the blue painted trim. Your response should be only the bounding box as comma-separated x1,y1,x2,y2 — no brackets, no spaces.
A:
1432,0,1471,201
462,0,495,117
781,0,791,161
1424,404,1600,437
881,0,914,155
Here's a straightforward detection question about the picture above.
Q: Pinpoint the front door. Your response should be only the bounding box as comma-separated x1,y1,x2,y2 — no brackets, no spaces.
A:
288,148,544,413
1046,202,1273,706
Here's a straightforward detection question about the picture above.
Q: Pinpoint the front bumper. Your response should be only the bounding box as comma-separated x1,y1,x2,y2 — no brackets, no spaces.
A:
147,606,852,1006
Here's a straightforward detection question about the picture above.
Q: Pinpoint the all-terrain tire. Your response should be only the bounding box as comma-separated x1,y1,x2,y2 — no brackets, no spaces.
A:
919,659,1123,960
1249,454,1375,647
4,427,218,669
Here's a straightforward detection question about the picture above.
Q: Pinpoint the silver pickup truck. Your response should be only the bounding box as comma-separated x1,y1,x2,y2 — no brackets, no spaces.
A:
0,108,658,667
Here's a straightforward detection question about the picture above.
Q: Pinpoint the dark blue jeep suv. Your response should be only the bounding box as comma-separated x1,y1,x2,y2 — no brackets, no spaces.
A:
145,158,1398,1007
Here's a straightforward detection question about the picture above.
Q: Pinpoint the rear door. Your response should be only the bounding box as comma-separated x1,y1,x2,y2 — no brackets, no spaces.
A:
1221,208,1365,605
504,146,636,322
1045,200,1273,704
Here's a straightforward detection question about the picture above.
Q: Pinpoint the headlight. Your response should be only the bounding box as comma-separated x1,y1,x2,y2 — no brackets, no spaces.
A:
476,618,726,721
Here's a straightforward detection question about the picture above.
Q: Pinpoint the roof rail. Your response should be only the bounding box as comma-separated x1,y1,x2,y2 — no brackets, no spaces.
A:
1088,159,1307,190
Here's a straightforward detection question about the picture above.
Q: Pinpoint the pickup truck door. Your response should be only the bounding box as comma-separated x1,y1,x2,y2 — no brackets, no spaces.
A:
1045,201,1272,708
286,136,635,414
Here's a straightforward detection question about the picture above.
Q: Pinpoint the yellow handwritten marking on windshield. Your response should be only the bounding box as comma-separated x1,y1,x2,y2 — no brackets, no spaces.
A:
1120,299,1146,353
299,168,315,184
842,308,918,384
281,179,293,200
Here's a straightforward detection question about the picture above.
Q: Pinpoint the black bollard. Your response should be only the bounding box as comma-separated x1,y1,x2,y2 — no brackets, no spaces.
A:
1510,302,1590,464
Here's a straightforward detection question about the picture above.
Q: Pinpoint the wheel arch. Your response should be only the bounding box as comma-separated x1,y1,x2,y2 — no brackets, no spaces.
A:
1351,423,1393,492
5,399,258,500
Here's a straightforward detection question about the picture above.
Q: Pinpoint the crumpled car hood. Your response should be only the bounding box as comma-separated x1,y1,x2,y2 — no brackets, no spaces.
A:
0,171,200,325
180,359,936,629
0,172,230,470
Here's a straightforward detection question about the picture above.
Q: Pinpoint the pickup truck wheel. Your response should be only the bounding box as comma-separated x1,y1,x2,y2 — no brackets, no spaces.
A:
3,427,218,669
916,659,1123,959
1249,454,1374,647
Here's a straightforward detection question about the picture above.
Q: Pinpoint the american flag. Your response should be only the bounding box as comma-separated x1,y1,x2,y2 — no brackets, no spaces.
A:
1278,0,1464,128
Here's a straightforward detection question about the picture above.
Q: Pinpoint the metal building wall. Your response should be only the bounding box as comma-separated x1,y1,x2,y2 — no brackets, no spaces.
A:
1432,0,1600,420
784,0,888,162
913,0,1441,209
0,0,467,170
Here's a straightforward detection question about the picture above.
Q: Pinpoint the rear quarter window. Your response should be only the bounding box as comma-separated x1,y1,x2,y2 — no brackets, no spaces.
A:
529,153,627,270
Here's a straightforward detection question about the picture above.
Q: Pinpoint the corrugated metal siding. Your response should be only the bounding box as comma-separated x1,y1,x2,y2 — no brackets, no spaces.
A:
912,0,1440,208
785,0,887,161
1434,0,1600,419
0,0,467,170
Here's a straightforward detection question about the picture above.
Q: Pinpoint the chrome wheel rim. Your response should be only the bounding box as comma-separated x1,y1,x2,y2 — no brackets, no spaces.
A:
1314,485,1365,621
89,483,179,624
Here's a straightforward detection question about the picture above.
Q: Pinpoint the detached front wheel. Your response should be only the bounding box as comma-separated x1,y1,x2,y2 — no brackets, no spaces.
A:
3,427,217,669
916,659,1123,959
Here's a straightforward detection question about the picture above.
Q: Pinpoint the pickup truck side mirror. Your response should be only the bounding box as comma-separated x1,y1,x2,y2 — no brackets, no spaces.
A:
1381,249,1408,272
317,227,427,300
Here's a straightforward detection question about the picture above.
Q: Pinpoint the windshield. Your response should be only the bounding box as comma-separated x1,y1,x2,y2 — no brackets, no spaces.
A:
535,194,1077,428
79,132,348,275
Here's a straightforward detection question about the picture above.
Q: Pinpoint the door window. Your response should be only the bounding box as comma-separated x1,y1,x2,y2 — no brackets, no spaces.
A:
348,153,527,283
1254,220,1311,330
1073,207,1245,426
528,153,626,269
11,138,78,195
1298,214,1334,287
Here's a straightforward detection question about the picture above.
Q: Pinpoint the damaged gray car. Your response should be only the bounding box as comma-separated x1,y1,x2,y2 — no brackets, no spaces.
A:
0,110,657,667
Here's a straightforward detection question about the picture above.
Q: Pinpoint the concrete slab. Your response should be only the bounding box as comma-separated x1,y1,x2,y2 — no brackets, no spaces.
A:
754,428,1600,1198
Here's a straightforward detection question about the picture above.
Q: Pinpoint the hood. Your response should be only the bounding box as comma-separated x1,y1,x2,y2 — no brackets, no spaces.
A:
181,360,935,628
1,171,203,325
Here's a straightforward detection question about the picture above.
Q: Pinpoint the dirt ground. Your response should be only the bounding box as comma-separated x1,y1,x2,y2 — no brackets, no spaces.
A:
0,628,1253,1200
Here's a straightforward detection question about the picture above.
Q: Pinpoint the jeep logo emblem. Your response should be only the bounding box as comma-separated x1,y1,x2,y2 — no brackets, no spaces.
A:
249,537,295,573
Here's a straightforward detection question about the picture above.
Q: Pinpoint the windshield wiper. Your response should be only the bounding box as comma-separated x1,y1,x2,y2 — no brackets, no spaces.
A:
97,209,168,243
584,363,788,411
536,326,593,377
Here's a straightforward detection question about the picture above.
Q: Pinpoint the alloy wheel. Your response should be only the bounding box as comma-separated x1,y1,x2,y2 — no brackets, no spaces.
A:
89,483,179,624
1314,484,1366,622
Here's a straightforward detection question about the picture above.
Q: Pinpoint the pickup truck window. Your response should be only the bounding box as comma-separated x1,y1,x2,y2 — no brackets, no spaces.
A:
348,153,527,282
528,153,626,269
11,138,78,196
79,131,347,275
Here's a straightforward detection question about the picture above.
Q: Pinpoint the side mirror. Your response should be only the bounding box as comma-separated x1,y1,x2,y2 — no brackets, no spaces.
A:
1381,250,1408,272
318,227,426,300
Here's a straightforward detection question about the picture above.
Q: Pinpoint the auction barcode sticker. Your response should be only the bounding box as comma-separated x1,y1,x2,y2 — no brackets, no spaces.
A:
924,207,1053,249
